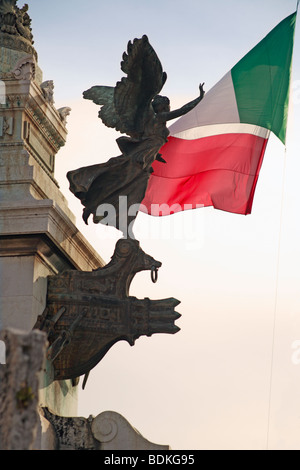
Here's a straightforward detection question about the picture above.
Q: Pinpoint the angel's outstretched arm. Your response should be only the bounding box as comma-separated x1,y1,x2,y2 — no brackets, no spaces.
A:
158,83,205,122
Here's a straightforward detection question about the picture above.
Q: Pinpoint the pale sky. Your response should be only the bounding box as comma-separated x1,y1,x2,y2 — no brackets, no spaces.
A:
27,0,300,450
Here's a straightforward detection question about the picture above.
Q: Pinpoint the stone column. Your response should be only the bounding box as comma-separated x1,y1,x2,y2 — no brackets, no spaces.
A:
0,328,47,450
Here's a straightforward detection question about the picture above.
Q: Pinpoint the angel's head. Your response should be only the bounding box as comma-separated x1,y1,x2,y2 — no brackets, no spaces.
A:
152,95,170,114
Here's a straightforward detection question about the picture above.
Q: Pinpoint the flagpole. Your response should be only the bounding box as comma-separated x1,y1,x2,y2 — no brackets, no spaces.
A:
266,145,288,450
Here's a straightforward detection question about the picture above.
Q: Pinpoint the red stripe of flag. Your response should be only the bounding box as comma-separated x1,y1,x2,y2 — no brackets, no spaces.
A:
141,133,268,215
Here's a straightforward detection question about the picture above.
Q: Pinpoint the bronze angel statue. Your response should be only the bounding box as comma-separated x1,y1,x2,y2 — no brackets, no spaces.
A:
67,35,205,235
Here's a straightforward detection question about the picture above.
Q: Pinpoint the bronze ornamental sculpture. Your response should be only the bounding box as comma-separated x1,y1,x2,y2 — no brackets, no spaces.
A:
35,239,181,387
67,35,204,234
35,35,205,385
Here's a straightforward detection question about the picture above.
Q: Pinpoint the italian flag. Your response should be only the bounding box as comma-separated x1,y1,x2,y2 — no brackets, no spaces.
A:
141,12,297,216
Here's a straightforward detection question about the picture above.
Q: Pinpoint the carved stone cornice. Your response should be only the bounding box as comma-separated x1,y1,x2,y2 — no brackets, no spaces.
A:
25,96,66,152
0,93,66,155
0,200,104,271
2,91,28,107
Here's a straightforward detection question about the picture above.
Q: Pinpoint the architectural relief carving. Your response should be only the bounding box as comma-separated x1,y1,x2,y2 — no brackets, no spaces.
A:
25,96,66,151
58,106,71,125
0,1,33,44
42,408,170,450
40,80,54,105
0,115,13,136
12,53,35,80
0,1,36,58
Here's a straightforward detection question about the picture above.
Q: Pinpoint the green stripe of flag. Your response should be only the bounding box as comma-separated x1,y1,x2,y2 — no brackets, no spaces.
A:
231,12,297,144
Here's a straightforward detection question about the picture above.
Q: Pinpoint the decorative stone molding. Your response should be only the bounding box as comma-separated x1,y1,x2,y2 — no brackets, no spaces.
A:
0,1,37,59
0,88,67,155
92,411,170,450
0,1,34,45
0,73,69,183
0,200,104,272
42,408,96,450
0,115,13,136
58,107,71,125
12,54,36,80
42,408,170,450
2,92,26,108
40,80,54,105
25,94,66,152
0,31,36,58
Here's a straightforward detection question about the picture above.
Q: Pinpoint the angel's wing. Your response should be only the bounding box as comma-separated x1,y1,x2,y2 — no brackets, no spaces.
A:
115,35,167,138
83,85,121,130
83,35,167,139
